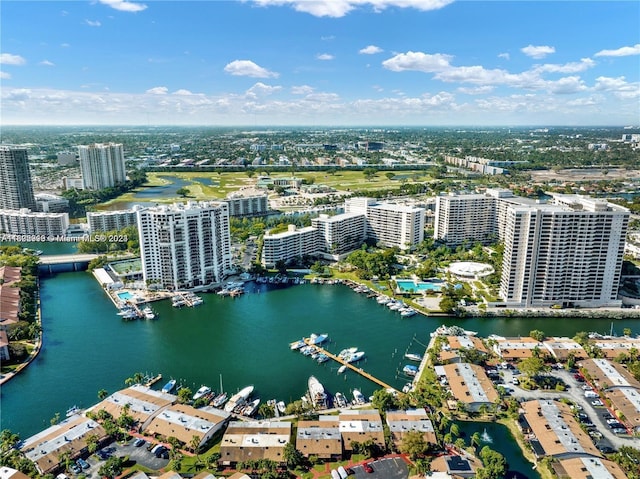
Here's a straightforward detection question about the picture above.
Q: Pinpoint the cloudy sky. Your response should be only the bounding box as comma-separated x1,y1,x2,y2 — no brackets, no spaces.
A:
1,0,639,126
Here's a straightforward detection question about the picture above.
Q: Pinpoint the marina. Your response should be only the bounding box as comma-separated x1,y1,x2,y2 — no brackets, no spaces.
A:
3,266,639,438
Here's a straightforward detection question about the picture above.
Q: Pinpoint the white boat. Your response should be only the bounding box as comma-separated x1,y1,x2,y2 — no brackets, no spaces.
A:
308,376,328,409
142,306,156,320
212,392,228,408
225,385,255,412
376,296,390,304
193,385,211,400
337,365,347,374
338,347,357,359
276,401,286,415
334,392,348,408
317,354,329,363
290,339,305,350
400,308,416,317
308,333,329,345
352,389,365,405
172,297,186,308
404,353,423,362
346,351,365,363
402,382,412,393
161,379,177,393
242,398,260,417
403,365,418,377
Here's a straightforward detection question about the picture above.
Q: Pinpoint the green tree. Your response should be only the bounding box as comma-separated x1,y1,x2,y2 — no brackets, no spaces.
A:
283,442,304,468
98,456,125,479
176,187,190,198
98,389,109,400
177,387,193,404
529,329,546,342
400,430,428,460
371,389,397,413
518,356,548,379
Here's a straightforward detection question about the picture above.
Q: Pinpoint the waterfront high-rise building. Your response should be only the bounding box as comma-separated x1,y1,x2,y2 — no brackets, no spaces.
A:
87,206,141,233
137,201,232,291
434,190,629,308
0,146,36,211
78,143,126,190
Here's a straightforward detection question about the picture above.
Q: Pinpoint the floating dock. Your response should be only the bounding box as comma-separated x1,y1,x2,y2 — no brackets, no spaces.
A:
303,338,399,393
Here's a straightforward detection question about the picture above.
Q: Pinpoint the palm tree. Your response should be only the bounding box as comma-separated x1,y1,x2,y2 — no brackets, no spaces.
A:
470,432,482,450
189,435,201,465
98,389,109,400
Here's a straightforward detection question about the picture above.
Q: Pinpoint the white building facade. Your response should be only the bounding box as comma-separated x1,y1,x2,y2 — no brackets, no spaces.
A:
224,194,269,217
0,209,69,236
78,143,127,190
87,207,140,233
434,190,629,308
261,225,319,268
137,201,232,290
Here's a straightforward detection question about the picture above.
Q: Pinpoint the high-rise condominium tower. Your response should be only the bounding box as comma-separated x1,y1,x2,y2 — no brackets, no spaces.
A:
77,143,126,190
137,201,232,291
0,146,36,210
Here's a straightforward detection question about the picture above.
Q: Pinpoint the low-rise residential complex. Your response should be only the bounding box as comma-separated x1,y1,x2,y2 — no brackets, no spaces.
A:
224,192,268,217
91,384,176,427
441,363,500,412
385,409,437,450
20,414,108,475
0,209,70,236
296,419,342,460
87,208,140,233
218,421,291,466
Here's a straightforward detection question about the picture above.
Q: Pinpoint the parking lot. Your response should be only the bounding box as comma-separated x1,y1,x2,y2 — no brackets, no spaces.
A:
65,438,170,478
349,457,408,479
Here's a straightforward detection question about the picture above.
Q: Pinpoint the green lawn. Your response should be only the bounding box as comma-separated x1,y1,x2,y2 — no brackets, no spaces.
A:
97,170,435,210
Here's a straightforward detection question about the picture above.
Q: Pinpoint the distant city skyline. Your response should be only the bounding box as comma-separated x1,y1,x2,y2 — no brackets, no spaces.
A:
1,0,639,126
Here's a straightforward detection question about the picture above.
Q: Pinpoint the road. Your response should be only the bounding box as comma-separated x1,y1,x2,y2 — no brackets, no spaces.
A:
502,367,635,452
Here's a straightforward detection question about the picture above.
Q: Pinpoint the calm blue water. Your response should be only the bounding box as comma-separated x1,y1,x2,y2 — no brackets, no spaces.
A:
1,270,638,444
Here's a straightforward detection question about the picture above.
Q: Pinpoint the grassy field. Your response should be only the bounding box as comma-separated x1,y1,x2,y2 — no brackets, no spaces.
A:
98,170,435,210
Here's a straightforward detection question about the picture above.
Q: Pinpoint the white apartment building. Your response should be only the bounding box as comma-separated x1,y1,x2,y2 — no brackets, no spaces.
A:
224,193,268,217
35,193,69,213
312,212,366,256
137,201,232,291
434,190,629,308
78,143,127,190
0,209,69,236
87,207,140,233
366,202,425,250
261,225,319,268
262,198,426,267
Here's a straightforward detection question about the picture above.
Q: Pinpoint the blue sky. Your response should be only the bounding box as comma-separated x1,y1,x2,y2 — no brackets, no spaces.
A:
1,0,639,126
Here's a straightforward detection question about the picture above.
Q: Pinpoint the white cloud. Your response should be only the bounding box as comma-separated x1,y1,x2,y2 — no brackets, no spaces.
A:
61,43,70,48
224,60,279,78
291,85,314,95
498,53,510,60
521,44,555,59
382,51,453,72
595,44,640,57
98,0,147,13
321,35,335,41
173,89,194,96
359,45,383,55
0,53,26,65
85,19,102,27
39,60,55,67
0,71,11,79
246,82,282,98
534,58,595,74
251,0,452,18
594,76,640,98
146,86,168,95
317,53,334,61
546,76,587,95
458,86,494,95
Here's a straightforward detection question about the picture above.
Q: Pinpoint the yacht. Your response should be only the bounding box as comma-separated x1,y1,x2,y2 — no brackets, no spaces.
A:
193,385,212,400
403,365,418,377
338,364,347,374
352,389,365,405
242,398,260,417
225,385,254,412
308,333,329,345
212,392,228,408
161,379,177,393
404,353,423,362
308,376,328,409
338,347,357,359
400,308,417,317
334,392,348,408
346,351,365,363
142,306,156,320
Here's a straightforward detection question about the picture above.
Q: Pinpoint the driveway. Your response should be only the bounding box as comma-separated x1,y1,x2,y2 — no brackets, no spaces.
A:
350,457,409,479
505,367,635,452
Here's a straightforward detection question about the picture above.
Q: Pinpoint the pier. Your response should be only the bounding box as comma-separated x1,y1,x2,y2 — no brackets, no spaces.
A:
303,338,399,393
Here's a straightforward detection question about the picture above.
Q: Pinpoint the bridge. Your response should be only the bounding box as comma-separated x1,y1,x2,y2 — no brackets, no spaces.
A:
39,253,102,265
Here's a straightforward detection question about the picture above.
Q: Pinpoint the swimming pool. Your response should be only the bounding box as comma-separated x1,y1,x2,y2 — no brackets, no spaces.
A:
396,279,443,293
117,291,133,301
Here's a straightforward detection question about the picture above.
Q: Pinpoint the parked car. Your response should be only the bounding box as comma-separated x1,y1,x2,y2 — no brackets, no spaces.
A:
591,399,604,406
134,438,146,447
612,428,627,434
77,458,90,470
363,463,374,474
70,464,81,474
